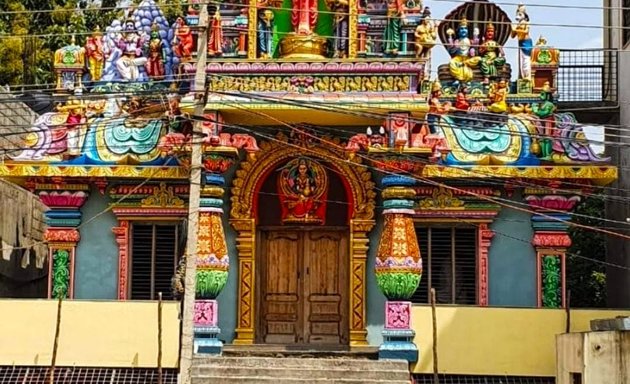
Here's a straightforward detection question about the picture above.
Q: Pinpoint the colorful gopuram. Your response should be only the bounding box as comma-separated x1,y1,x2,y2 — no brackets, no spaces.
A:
0,0,617,363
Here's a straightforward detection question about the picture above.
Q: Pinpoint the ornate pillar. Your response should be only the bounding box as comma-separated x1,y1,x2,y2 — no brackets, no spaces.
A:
38,185,89,299
525,190,580,308
477,223,495,306
376,175,421,362
247,0,257,59
194,169,232,355
235,10,249,58
357,15,370,57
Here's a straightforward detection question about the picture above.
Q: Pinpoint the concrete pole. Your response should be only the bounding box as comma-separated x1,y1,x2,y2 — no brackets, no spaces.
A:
179,4,209,384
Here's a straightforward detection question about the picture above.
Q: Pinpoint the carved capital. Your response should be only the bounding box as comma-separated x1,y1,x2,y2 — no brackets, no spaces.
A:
532,231,572,248
45,228,80,243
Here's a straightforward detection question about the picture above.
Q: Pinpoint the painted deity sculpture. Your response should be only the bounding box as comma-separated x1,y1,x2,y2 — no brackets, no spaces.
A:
327,0,350,58
85,27,105,81
511,3,533,79
292,0,319,35
383,0,405,55
414,7,437,59
531,82,557,159
478,23,506,84
454,84,470,111
173,17,194,60
114,18,148,81
146,23,166,80
277,158,328,224
487,79,508,114
445,18,480,83
257,7,275,58
208,9,224,56
57,99,88,158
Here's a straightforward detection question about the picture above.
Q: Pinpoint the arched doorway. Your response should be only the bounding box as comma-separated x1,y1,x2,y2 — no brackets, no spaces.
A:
229,134,376,347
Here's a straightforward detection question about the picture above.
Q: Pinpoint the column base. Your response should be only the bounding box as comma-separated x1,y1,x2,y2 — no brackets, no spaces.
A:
379,329,418,363
194,326,223,355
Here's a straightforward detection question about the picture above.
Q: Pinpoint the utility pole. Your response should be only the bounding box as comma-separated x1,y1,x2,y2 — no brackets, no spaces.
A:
179,4,209,384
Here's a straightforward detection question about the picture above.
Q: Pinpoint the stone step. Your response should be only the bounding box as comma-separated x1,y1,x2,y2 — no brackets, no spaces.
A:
191,366,410,381
192,376,411,384
193,356,409,371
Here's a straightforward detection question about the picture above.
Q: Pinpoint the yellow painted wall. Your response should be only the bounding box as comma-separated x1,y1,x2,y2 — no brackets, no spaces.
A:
0,300,180,368
412,306,630,376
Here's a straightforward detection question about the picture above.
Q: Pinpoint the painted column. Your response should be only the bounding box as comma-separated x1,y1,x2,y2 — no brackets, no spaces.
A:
376,174,422,362
194,165,232,354
524,191,580,308
38,187,89,299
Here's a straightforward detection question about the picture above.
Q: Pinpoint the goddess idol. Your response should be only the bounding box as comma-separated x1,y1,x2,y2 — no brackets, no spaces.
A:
277,158,329,224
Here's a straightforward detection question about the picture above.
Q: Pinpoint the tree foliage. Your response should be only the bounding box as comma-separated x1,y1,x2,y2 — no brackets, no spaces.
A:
0,0,184,87
567,196,607,308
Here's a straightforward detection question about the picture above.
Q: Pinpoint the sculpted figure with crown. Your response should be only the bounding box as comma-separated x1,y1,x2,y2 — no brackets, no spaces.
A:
445,18,481,83
479,23,506,84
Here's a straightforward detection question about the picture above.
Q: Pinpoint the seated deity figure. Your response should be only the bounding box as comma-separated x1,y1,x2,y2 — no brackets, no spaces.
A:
414,7,437,59
478,23,506,84
115,18,147,81
446,18,480,83
173,17,194,60
487,79,508,114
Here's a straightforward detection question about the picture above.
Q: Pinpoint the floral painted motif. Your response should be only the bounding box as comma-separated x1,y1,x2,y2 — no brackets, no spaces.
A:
194,299,218,327
385,301,412,329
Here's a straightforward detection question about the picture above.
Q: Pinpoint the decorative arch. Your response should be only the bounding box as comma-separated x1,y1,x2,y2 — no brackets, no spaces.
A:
229,133,376,346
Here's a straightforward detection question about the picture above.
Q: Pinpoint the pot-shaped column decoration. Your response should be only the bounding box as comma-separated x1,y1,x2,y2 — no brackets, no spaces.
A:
194,172,230,355
376,174,422,363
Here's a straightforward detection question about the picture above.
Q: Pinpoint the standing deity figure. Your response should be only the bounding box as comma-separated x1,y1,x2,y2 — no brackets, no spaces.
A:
531,82,557,159
208,9,224,56
327,0,349,58
292,0,318,35
257,4,275,59
479,23,506,84
173,17,194,60
145,23,166,80
58,99,87,158
511,3,533,80
446,18,480,83
414,7,437,59
85,27,105,82
383,0,405,55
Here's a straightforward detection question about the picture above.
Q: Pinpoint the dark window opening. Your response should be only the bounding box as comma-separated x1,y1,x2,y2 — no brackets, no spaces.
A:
411,227,477,305
130,223,182,300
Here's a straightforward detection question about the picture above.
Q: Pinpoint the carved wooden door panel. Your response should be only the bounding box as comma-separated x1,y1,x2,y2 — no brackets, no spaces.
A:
303,231,349,345
259,230,348,345
260,231,301,344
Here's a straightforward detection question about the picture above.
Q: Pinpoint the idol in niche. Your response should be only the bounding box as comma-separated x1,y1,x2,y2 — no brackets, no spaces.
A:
277,158,329,224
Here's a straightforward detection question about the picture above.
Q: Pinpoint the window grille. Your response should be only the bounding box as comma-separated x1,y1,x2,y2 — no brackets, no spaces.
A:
130,223,182,300
0,366,178,384
413,374,555,384
412,227,477,305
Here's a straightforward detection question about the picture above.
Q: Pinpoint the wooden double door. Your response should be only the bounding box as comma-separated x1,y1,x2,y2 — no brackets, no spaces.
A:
258,229,349,346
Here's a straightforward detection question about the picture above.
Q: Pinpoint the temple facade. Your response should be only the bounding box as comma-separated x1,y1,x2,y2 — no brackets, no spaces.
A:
0,0,624,379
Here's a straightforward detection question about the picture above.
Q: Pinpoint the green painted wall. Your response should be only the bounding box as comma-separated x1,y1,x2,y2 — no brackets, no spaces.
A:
75,187,119,299
488,189,537,307
269,0,334,58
